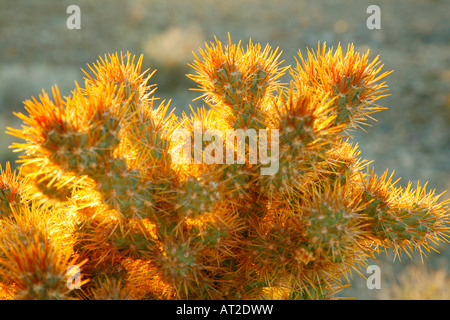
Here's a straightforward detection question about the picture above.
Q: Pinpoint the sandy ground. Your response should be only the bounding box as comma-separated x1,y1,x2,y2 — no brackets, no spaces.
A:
0,0,449,299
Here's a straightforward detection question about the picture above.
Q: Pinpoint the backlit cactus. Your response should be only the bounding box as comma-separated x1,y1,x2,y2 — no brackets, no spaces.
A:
0,37,448,300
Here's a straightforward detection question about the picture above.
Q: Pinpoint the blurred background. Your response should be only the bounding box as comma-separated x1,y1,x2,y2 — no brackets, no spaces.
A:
0,0,449,299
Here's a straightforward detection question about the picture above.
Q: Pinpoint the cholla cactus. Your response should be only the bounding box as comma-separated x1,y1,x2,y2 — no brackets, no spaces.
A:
0,36,448,300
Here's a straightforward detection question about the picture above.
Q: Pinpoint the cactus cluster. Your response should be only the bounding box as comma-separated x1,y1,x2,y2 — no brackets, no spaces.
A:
0,36,449,300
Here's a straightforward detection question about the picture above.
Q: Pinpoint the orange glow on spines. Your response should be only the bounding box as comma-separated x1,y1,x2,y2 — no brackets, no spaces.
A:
1,39,448,300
